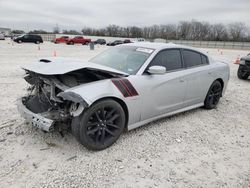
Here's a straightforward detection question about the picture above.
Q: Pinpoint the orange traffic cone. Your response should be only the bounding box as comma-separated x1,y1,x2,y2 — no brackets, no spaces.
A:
234,57,240,64
53,50,57,57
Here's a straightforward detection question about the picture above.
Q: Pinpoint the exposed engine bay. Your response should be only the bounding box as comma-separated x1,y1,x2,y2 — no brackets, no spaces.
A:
20,68,122,131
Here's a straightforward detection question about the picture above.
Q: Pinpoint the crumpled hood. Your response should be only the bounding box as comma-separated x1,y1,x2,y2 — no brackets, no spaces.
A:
22,57,128,76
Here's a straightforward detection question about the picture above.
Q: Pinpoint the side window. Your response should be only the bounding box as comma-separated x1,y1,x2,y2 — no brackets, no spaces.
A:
201,54,209,64
183,50,203,67
150,49,183,71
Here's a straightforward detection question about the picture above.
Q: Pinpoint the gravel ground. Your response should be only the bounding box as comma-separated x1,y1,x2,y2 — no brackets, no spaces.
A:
0,39,249,188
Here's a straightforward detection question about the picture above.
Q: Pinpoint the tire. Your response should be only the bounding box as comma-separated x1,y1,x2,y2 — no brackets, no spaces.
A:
70,41,74,45
237,65,249,80
72,99,126,150
204,80,222,109
18,40,22,43
36,41,40,44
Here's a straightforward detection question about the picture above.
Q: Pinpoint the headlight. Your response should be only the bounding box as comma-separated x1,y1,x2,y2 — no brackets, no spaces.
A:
240,60,245,65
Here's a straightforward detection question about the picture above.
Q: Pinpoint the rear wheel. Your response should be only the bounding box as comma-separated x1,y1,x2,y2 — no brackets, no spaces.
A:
237,65,249,80
36,41,40,44
204,80,222,109
72,99,126,150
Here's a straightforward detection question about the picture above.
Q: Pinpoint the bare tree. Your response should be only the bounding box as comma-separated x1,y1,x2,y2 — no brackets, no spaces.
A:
76,21,249,42
53,24,60,34
228,22,246,41
178,21,192,39
210,24,228,41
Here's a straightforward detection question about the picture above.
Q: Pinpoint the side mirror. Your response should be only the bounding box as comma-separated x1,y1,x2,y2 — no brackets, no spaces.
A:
147,66,166,75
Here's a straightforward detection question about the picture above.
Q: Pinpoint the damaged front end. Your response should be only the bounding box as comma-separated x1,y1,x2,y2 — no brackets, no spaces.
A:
17,68,119,132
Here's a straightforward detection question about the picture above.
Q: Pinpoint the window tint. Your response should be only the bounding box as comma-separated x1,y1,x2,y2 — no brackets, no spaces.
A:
201,54,209,64
183,50,204,67
150,49,182,71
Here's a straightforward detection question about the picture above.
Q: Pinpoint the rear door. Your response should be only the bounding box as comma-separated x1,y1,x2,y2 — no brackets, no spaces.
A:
181,49,214,107
140,49,187,120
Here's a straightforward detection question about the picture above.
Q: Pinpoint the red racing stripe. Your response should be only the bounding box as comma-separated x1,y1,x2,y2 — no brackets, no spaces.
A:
112,78,139,97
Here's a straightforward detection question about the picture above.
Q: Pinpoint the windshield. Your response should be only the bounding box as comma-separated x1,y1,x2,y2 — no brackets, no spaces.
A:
90,46,154,74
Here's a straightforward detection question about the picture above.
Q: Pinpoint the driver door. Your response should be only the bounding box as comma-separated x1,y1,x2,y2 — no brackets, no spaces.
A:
140,49,187,120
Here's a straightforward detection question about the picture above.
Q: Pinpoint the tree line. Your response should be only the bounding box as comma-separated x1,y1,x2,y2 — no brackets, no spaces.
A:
11,20,250,42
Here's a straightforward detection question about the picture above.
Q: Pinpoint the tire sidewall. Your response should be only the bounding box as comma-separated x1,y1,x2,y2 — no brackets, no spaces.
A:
78,99,126,150
204,80,222,109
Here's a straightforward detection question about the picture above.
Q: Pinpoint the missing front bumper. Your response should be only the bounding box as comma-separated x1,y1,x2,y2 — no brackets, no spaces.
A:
17,98,55,132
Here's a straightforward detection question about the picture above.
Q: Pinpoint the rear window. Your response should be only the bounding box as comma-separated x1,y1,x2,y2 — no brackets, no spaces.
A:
201,55,209,64
183,50,208,67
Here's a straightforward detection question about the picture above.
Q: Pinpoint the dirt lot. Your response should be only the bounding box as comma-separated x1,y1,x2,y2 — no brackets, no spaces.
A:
0,39,249,188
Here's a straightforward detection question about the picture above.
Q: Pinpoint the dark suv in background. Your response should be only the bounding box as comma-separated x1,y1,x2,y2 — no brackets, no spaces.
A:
13,34,43,44
94,39,106,45
238,54,250,80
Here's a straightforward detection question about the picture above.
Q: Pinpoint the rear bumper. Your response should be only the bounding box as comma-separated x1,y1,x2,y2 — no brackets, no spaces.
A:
17,98,54,132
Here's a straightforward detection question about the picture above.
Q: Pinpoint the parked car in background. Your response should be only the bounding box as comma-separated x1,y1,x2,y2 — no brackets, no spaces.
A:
123,39,132,43
237,54,250,80
94,39,106,45
17,42,229,150
11,34,21,40
131,38,145,43
0,33,5,40
66,36,91,45
13,34,43,44
106,40,123,46
53,36,69,44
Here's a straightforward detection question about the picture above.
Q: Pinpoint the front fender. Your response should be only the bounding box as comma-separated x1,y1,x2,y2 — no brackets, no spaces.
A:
58,78,141,126
61,79,125,105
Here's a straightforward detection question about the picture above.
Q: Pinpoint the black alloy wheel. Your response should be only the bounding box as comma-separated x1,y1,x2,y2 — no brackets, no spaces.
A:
204,80,222,109
73,99,126,150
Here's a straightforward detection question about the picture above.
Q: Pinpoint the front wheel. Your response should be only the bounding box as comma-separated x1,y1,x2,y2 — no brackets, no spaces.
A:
72,99,126,150
204,80,222,109
237,65,249,80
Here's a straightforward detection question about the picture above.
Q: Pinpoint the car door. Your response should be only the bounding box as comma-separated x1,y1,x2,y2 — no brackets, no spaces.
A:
77,37,84,43
22,35,29,42
181,49,214,107
140,49,187,120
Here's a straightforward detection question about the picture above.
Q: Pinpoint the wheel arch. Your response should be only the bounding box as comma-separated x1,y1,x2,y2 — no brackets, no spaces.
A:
91,96,129,131
215,78,224,90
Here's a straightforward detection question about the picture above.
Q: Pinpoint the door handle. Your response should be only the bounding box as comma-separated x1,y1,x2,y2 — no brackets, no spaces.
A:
179,79,185,82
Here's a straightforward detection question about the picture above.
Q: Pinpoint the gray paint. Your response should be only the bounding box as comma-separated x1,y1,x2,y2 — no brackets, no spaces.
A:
19,42,230,130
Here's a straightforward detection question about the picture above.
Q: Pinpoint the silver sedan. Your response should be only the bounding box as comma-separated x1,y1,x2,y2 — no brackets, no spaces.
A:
18,42,230,150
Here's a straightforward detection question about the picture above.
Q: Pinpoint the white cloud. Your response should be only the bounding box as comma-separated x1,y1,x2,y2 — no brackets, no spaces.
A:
0,0,249,31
